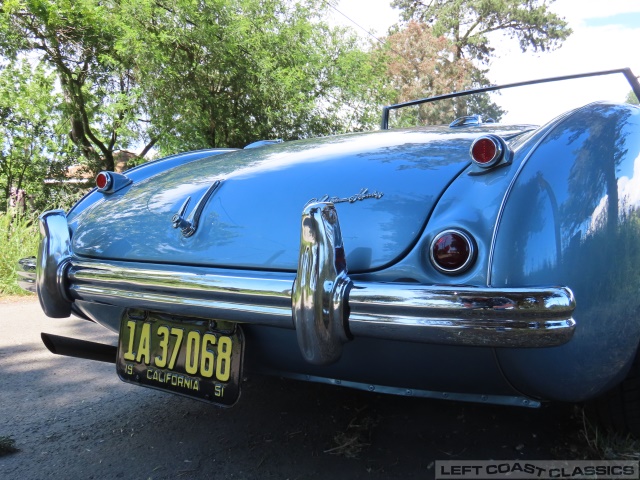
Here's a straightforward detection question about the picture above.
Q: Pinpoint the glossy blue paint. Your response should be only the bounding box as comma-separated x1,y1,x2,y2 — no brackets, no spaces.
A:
22,70,640,413
67,148,236,220
242,325,523,398
491,102,640,402
69,125,530,272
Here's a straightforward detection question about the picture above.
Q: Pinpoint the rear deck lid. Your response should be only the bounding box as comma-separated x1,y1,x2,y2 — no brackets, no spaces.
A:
70,126,527,272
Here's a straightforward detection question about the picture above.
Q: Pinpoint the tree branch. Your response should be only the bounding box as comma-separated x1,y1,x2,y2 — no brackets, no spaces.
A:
139,137,159,158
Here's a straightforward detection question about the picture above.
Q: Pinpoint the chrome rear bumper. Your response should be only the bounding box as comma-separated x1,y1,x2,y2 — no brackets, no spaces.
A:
20,207,576,365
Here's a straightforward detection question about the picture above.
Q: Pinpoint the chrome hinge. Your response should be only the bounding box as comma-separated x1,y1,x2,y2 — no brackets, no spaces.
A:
171,180,223,238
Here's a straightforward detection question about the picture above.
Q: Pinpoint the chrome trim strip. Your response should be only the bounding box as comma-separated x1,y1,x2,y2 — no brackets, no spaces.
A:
256,369,541,408
67,261,294,329
348,283,575,348
64,260,576,348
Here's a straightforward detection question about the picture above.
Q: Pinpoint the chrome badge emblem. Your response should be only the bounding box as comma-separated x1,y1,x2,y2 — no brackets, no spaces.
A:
306,188,384,206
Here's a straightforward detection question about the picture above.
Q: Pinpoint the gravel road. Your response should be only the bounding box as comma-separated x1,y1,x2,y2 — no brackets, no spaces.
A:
0,298,594,479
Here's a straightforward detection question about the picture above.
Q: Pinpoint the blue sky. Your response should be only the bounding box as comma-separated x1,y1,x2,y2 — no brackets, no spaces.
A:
585,12,640,28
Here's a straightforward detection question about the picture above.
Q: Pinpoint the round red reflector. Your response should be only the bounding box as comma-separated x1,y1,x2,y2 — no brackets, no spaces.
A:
96,172,110,190
471,137,498,164
430,230,475,274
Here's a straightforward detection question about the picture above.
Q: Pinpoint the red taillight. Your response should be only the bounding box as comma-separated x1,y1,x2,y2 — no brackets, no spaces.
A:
430,230,475,274
96,172,111,191
470,135,503,167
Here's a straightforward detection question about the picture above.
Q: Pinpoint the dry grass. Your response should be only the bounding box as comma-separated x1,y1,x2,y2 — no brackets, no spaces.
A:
580,407,640,460
325,407,378,458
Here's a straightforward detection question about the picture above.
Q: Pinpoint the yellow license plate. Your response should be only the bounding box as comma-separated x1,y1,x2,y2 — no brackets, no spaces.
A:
116,312,243,406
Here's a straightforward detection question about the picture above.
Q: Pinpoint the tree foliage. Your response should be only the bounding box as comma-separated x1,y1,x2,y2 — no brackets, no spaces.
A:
391,0,572,63
381,0,573,125
378,21,504,126
0,60,74,213
0,0,143,173
115,0,386,155
0,0,387,170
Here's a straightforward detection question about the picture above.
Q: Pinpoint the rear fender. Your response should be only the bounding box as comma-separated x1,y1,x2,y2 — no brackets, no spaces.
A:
491,103,640,401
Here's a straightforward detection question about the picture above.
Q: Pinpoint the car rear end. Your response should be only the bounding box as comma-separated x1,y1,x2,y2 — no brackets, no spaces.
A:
20,122,579,408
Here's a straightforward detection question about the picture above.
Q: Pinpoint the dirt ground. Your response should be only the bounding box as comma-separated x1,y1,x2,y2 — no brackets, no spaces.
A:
0,298,597,479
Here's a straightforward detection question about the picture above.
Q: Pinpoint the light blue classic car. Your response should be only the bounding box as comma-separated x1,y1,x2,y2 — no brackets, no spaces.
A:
19,68,640,435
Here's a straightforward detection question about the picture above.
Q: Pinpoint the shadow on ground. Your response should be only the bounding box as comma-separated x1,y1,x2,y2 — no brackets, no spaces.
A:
0,300,593,480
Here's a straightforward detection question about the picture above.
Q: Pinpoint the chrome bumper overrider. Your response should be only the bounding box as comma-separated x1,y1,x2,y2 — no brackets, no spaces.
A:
20,207,576,366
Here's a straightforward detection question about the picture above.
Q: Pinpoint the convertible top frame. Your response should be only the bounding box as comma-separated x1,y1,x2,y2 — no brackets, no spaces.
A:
380,67,640,130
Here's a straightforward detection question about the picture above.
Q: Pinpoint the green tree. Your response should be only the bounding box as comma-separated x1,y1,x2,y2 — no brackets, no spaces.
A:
0,0,146,173
115,0,386,154
0,60,74,213
0,0,386,169
627,91,639,105
391,0,572,63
